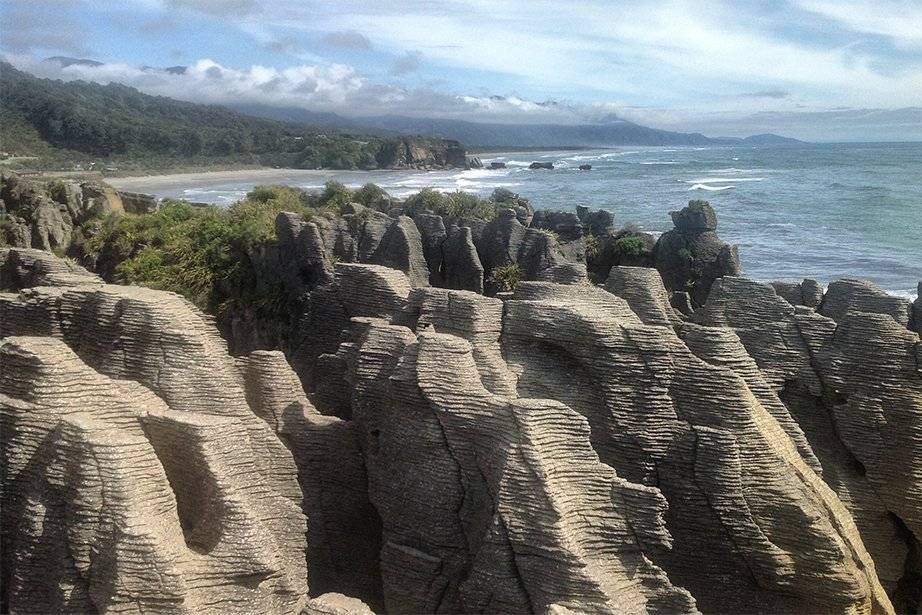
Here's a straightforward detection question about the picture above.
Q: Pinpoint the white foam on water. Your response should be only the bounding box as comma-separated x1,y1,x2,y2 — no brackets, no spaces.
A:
890,289,919,301
708,167,772,174
688,183,734,192
686,177,765,184
640,161,678,165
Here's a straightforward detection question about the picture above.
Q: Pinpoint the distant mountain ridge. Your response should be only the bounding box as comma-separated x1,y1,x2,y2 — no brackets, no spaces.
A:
228,103,802,148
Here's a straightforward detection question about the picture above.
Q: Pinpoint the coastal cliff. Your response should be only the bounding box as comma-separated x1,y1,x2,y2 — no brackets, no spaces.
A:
1,181,920,614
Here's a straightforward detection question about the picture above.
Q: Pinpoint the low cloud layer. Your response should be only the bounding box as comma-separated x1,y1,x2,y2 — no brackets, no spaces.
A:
3,0,922,140
8,54,922,140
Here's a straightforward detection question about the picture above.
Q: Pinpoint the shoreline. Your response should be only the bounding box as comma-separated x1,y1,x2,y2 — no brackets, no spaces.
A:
107,167,365,193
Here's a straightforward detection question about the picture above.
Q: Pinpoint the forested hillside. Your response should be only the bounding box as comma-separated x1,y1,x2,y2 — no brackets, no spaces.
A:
0,63,467,172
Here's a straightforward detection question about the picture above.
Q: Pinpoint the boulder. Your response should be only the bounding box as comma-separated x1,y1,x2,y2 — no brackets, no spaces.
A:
528,161,554,169
772,278,825,308
488,161,507,169
653,201,741,306
530,210,584,240
578,164,592,170
820,278,912,327
670,199,717,231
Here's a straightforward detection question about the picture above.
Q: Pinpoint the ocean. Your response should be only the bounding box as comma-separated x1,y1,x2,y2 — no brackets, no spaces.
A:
116,142,922,298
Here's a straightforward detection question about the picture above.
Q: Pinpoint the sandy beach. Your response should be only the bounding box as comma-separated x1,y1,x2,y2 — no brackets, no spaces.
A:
106,168,350,194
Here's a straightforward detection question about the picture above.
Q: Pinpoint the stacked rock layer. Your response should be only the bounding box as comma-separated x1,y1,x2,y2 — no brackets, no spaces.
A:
2,233,919,614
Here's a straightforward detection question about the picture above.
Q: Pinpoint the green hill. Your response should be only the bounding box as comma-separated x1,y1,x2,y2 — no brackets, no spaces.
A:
0,62,467,173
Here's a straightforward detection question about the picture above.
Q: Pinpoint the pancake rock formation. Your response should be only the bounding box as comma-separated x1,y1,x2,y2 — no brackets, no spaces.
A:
2,236,919,615
0,247,308,614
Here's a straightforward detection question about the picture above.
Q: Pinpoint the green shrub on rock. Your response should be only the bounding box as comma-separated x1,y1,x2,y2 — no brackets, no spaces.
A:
487,263,522,292
614,235,647,257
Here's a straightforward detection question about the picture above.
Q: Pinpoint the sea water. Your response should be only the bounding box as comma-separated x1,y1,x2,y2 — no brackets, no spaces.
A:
127,142,922,297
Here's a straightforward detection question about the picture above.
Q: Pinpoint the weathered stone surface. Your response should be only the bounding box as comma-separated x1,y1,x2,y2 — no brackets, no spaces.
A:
341,314,697,614
441,225,484,293
0,174,126,251
302,593,376,615
0,336,307,614
240,351,383,607
411,212,448,286
475,208,568,288
530,210,584,240
771,278,824,308
694,275,922,609
4,238,917,614
605,265,682,327
1,246,101,289
820,278,913,327
671,199,717,231
504,279,892,614
535,262,589,285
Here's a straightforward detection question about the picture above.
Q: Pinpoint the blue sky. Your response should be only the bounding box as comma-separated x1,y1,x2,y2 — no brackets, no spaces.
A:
3,0,922,139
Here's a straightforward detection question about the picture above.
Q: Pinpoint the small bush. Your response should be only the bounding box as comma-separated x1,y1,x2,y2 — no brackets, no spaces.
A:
614,235,647,257
487,263,522,292
356,183,393,210
404,188,496,220
315,181,354,211
584,233,600,259
404,188,447,215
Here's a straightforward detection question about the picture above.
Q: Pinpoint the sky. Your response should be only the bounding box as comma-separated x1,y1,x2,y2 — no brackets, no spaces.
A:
2,0,922,140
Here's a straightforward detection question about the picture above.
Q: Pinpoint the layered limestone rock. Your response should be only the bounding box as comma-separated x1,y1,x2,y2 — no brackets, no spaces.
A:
338,314,697,614
0,336,307,614
503,279,892,614
604,265,682,327
694,275,922,610
771,278,824,308
819,278,913,327
3,242,916,614
0,249,310,613
239,351,383,608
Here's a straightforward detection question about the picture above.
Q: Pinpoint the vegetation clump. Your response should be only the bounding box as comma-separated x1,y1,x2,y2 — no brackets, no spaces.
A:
487,263,522,292
404,188,498,220
613,235,647,257
80,184,341,308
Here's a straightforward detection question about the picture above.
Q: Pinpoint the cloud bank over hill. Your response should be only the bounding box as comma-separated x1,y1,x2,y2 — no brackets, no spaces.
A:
3,0,922,140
